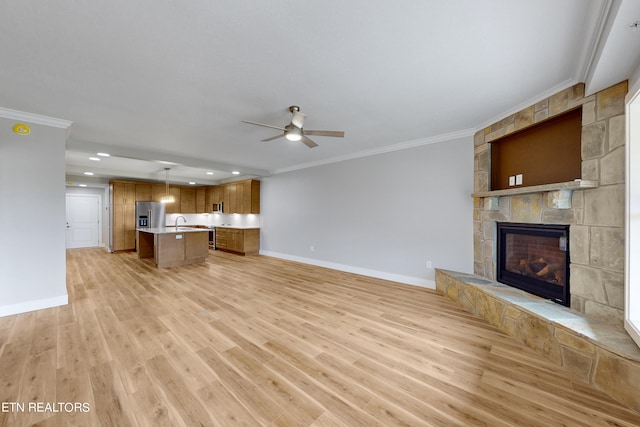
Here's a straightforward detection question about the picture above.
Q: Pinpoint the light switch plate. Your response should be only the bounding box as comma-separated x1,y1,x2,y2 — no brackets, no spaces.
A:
509,176,516,186
516,174,523,185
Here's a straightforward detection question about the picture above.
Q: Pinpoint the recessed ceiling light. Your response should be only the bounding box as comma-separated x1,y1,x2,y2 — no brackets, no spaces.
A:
79,184,87,187
89,157,100,161
97,152,110,157
232,171,240,175
189,182,196,185
84,172,94,176
206,172,214,175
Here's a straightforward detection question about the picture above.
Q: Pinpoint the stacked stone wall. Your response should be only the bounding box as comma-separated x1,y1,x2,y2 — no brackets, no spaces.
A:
473,81,627,325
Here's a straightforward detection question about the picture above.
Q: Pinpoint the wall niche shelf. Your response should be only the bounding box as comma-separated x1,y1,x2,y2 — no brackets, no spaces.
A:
490,107,583,191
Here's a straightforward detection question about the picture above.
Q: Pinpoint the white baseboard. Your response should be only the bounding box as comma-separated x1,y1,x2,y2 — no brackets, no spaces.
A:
260,250,435,289
0,294,68,317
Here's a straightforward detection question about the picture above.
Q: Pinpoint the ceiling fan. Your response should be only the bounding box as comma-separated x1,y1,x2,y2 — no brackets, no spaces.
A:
242,106,344,148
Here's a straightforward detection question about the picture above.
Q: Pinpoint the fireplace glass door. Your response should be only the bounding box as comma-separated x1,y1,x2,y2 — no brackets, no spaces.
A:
496,223,570,306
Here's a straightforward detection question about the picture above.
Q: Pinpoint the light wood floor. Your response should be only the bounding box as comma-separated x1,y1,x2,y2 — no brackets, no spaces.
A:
1,248,639,426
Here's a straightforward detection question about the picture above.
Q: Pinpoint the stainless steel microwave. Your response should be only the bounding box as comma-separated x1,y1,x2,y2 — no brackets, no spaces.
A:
212,202,223,213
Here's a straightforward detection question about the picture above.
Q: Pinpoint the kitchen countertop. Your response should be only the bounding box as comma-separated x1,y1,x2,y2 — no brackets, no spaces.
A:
137,227,209,234
215,226,260,230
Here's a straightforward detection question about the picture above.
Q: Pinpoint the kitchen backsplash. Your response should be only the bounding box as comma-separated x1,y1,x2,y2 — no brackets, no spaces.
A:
165,213,260,228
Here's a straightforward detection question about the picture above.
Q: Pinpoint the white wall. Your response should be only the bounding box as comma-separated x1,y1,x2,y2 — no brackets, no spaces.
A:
260,136,474,288
0,118,68,316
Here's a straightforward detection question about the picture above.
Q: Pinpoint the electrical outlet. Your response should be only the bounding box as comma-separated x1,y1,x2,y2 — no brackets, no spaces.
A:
426,260,432,268
515,174,523,185
509,176,516,186
310,245,315,252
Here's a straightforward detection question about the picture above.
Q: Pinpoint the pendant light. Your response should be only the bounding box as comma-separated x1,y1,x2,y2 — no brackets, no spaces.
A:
160,168,175,204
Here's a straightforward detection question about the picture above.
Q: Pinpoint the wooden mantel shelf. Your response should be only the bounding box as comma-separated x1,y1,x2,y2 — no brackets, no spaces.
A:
471,180,598,199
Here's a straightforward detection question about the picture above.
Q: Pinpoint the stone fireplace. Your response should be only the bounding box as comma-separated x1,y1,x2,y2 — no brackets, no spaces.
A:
496,222,570,306
473,81,627,326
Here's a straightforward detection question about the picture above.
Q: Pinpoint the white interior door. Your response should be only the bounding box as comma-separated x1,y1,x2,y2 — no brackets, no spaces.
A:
66,194,100,249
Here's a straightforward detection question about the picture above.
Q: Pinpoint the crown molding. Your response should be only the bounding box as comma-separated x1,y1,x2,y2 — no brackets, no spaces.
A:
578,0,620,88
0,106,72,129
271,128,476,175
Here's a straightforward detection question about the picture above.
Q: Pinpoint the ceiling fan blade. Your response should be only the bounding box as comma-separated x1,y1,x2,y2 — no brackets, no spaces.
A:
241,120,285,131
291,111,306,128
261,134,285,142
302,136,318,148
303,130,344,138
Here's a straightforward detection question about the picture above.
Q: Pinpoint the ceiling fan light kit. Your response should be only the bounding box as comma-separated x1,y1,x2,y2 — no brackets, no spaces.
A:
284,125,302,141
242,105,344,148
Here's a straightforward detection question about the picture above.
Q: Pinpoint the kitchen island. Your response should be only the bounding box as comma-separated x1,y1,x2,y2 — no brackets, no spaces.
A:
137,227,209,268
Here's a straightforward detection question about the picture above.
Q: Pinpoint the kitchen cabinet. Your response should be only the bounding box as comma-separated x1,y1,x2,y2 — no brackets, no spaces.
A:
164,186,182,214
241,180,260,214
196,188,206,213
205,186,223,212
223,184,237,213
150,184,180,211
111,181,137,251
151,184,166,202
220,180,260,214
112,204,136,251
135,184,152,201
180,188,196,213
112,182,136,205
215,227,259,255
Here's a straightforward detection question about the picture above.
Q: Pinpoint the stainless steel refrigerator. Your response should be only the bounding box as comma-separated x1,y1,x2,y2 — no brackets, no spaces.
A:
135,201,166,229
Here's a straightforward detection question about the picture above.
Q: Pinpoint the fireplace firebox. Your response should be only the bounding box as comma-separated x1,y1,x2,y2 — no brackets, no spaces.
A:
496,223,570,306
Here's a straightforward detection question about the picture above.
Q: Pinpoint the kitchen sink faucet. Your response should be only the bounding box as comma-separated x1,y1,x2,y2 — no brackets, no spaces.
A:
175,216,187,228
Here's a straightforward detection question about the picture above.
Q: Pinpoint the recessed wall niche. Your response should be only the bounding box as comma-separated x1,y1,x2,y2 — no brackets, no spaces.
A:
490,107,582,190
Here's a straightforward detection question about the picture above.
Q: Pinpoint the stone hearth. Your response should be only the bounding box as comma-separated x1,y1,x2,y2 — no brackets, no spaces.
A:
473,81,627,325
436,269,640,414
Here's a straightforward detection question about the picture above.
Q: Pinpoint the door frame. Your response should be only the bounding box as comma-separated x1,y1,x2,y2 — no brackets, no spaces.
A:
625,80,640,347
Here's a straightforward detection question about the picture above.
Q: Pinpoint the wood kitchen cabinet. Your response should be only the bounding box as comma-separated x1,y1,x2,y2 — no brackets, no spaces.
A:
180,188,196,213
110,181,137,251
151,184,166,202
220,180,260,214
215,227,259,255
112,204,136,251
206,186,223,212
135,183,152,201
164,186,182,214
223,184,237,213
241,180,260,214
196,188,206,213
112,182,136,205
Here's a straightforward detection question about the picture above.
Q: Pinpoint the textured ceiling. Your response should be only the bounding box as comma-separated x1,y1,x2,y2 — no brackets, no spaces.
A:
1,0,639,185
